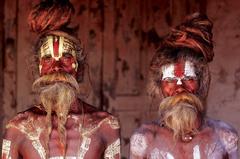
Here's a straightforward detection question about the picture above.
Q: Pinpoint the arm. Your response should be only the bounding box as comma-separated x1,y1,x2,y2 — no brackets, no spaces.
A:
225,133,238,159
102,116,121,159
2,127,23,159
129,133,148,159
216,122,239,159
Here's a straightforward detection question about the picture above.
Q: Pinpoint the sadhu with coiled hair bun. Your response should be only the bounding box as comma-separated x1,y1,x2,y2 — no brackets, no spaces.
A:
149,13,214,101
163,12,214,63
1,0,121,158
28,0,85,82
130,13,238,158
28,0,74,34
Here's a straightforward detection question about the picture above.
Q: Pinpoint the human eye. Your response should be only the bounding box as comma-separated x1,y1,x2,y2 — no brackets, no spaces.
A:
183,76,197,81
42,54,52,60
62,52,73,58
162,77,177,83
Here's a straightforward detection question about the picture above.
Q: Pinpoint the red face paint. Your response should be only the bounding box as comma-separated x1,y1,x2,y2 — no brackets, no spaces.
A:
174,61,184,78
39,35,78,77
160,60,199,97
53,36,59,57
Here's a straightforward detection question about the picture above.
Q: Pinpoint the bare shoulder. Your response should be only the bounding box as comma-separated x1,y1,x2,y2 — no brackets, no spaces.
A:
206,118,238,153
130,121,160,157
5,106,46,137
83,102,120,130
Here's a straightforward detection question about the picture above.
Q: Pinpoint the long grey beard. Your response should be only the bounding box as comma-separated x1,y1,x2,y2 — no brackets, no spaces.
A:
159,93,204,141
32,73,80,157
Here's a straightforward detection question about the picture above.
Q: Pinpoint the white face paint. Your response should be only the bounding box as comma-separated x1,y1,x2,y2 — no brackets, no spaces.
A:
130,134,148,157
40,36,77,61
161,60,197,85
39,35,78,74
193,145,201,159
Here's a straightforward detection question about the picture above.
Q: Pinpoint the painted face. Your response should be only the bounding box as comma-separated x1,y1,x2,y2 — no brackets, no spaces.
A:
39,35,78,76
160,60,199,97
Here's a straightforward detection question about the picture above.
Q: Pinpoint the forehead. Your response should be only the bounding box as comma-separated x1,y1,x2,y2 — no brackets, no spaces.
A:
39,35,76,59
161,60,196,79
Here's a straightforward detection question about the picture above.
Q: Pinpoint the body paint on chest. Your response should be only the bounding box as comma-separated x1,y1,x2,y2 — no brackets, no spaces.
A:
193,145,201,159
130,134,148,157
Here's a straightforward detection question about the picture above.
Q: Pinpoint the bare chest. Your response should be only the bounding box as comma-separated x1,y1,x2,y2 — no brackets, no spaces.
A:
18,115,107,159
146,130,226,159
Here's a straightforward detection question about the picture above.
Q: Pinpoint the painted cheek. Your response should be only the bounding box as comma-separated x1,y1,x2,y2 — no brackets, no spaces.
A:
60,57,77,74
184,80,199,93
39,58,55,75
161,81,175,96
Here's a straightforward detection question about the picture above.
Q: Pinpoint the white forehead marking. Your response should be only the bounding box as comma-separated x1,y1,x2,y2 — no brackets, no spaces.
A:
130,134,147,156
162,61,196,80
57,36,64,61
185,61,196,77
40,36,53,58
162,64,175,79
193,145,201,159
40,36,64,61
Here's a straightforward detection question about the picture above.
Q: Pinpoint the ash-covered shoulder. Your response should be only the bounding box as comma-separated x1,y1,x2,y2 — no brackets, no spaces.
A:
133,120,161,137
83,102,120,130
206,118,239,153
130,121,160,157
6,105,46,132
6,106,43,127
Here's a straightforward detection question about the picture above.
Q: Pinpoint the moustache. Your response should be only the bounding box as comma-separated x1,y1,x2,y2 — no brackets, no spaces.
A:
159,92,204,114
32,73,80,94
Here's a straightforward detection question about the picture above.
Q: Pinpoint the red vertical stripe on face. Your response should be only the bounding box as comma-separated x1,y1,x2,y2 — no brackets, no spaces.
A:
53,36,59,57
174,61,184,77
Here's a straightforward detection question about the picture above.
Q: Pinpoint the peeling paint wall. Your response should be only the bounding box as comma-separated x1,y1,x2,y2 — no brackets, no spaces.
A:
1,0,240,158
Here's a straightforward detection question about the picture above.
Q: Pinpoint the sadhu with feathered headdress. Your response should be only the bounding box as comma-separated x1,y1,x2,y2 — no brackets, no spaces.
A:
129,13,239,159
1,1,121,158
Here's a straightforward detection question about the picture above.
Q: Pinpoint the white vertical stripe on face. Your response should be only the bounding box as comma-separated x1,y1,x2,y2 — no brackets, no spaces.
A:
40,36,53,58
193,145,201,159
57,36,64,61
184,61,196,77
161,64,175,80
49,36,54,59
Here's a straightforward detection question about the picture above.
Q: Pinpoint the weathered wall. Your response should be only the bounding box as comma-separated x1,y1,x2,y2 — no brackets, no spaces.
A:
207,0,240,144
1,0,240,158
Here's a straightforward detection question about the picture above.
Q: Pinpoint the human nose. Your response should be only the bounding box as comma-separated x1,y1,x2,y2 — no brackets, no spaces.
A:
176,78,183,85
52,60,62,72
